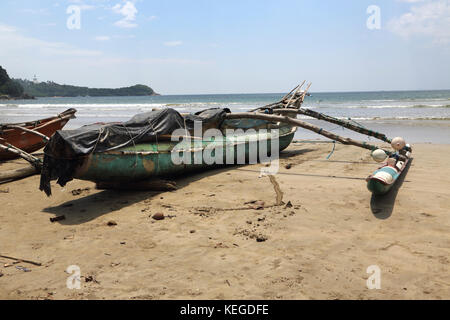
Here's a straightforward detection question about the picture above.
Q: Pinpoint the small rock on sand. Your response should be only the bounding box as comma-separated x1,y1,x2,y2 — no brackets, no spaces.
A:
107,221,117,226
152,213,165,221
256,235,268,242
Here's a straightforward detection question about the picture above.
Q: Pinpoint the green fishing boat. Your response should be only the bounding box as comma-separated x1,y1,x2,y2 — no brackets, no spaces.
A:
73,120,296,183
40,84,311,195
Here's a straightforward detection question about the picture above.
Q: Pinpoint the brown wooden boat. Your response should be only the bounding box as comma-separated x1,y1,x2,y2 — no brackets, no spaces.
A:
0,108,77,160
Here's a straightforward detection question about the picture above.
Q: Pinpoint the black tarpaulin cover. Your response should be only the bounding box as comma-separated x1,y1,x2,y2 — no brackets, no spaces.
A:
39,108,230,196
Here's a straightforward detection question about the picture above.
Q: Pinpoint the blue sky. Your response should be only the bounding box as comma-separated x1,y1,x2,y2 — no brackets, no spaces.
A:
0,0,449,94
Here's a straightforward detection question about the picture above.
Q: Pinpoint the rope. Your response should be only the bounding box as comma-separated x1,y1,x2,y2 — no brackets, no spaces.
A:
348,117,367,129
326,141,336,160
120,123,138,169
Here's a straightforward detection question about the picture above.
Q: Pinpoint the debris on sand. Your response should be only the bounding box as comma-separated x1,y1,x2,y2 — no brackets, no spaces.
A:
107,220,118,226
50,215,66,223
71,188,91,196
234,228,268,243
152,213,165,221
85,275,99,283
284,201,293,209
244,200,265,210
15,266,31,272
256,235,268,242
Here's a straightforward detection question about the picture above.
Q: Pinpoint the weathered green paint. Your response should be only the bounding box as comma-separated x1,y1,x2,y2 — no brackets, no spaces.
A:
74,123,296,183
367,162,407,195
367,179,392,195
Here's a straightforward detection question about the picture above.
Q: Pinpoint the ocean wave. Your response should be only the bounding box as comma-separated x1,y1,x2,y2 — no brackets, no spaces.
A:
3,101,450,111
297,115,450,121
313,104,450,109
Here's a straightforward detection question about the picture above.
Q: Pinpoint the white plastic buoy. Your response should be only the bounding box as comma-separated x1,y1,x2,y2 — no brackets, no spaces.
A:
372,149,387,163
391,137,406,151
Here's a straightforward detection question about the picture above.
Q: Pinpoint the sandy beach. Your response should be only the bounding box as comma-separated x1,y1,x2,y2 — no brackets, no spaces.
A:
0,142,449,300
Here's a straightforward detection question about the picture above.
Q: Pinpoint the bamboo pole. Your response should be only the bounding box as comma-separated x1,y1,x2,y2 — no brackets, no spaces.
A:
0,143,42,170
284,85,304,109
272,108,390,143
7,125,50,142
250,82,307,112
281,81,305,101
225,112,391,154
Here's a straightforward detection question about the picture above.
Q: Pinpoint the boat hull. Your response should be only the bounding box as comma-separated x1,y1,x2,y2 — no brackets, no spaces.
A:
74,125,296,183
0,109,76,160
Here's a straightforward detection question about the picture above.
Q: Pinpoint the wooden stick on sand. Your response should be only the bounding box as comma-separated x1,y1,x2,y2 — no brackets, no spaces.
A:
0,254,42,266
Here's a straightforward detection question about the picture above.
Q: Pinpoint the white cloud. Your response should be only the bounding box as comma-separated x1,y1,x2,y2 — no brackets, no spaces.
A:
388,0,450,44
112,1,138,28
164,41,183,47
0,24,102,57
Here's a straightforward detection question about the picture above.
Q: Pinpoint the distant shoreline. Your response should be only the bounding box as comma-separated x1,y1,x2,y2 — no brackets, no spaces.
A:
13,79,159,98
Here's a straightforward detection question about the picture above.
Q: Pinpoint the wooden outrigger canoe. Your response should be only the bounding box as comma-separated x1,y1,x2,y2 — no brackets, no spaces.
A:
74,120,296,183
0,108,76,160
39,83,311,195
40,82,412,197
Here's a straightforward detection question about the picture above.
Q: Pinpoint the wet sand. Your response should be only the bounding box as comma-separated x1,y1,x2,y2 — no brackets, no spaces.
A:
0,142,449,300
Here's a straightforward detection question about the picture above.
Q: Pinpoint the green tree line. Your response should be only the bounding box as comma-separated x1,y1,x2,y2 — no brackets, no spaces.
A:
14,79,156,97
0,66,25,98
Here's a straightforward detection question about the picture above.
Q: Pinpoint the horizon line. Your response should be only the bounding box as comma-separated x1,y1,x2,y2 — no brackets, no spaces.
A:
160,88,450,96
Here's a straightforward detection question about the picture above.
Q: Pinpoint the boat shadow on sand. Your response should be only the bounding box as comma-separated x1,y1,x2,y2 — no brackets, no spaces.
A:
370,158,413,220
42,148,317,225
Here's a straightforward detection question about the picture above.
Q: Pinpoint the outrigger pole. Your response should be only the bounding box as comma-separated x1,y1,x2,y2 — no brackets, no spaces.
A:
0,141,42,170
272,108,391,144
241,82,404,154
225,112,392,155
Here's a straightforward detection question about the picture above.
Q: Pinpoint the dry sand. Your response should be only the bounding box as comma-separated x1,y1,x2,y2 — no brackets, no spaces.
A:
0,142,449,300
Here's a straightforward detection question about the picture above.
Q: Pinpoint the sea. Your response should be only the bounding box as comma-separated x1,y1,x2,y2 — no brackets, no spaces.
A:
1,90,450,144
